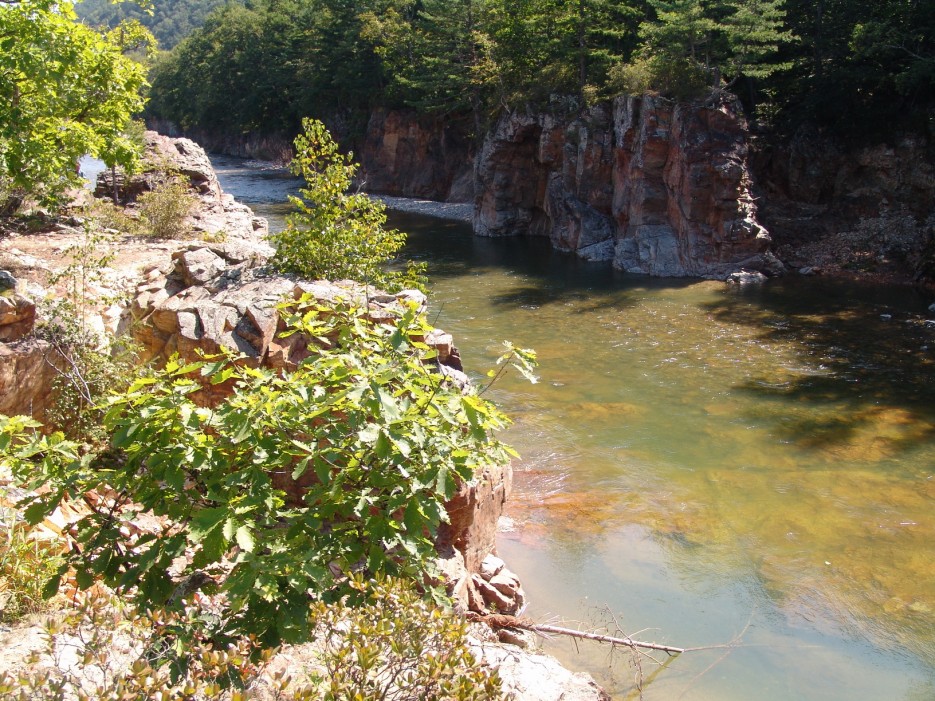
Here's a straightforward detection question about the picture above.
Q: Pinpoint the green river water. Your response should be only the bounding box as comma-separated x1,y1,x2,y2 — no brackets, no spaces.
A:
215,158,935,701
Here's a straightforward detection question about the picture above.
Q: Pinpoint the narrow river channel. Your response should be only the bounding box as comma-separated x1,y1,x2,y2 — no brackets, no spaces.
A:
213,156,935,701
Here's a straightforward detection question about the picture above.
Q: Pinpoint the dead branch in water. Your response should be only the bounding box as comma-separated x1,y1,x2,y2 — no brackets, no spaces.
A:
466,613,685,655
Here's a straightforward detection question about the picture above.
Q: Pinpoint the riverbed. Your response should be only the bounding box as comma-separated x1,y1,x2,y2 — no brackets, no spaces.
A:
213,156,935,701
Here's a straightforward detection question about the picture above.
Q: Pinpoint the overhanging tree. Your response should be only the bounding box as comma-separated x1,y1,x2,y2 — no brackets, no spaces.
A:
0,0,152,213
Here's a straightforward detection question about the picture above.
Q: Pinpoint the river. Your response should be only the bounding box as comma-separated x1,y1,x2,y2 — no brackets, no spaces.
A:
213,156,935,701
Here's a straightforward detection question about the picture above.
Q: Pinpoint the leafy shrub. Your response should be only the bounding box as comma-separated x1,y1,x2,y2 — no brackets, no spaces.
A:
5,298,526,648
311,575,501,701
271,119,426,292
0,592,297,701
0,511,64,623
0,577,500,701
36,226,139,443
84,198,145,237
137,177,195,239
609,54,711,100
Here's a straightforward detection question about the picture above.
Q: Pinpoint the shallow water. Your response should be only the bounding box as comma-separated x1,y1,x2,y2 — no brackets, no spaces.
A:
213,157,935,700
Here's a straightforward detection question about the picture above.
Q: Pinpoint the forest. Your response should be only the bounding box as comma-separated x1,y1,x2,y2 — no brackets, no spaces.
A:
76,0,226,48
138,0,935,144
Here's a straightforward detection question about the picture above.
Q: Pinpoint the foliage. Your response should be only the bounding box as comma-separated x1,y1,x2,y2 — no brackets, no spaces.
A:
137,176,195,239
0,0,154,213
145,0,935,139
0,577,500,700
35,225,139,444
311,575,501,701
0,509,65,623
271,119,426,293
0,591,298,701
3,298,523,648
76,0,226,50
83,198,146,237
610,53,711,100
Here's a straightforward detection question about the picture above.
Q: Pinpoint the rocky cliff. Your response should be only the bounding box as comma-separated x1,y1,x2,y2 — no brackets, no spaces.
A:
753,128,935,281
360,96,775,278
474,96,776,278
359,109,474,203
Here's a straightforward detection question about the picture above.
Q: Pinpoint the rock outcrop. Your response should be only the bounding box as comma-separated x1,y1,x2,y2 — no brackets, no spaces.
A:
129,244,525,616
0,133,268,424
96,131,269,242
360,109,475,203
0,274,62,421
474,95,776,278
753,128,935,280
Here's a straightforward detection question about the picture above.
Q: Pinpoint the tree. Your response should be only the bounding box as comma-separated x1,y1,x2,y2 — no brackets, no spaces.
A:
0,0,152,213
76,0,226,50
640,0,719,67
2,300,526,647
0,0,154,213
271,118,425,292
722,0,793,81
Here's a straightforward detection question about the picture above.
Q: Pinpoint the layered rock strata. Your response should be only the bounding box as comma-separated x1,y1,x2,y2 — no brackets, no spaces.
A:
474,95,776,278
0,282,62,422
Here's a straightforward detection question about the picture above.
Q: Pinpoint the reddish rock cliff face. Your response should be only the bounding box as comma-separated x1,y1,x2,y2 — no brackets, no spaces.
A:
474,96,776,278
359,109,474,202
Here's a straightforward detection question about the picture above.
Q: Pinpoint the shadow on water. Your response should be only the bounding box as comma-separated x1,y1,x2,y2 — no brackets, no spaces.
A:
702,277,935,457
392,210,698,311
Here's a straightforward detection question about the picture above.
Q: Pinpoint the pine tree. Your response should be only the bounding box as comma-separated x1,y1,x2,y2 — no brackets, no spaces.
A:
722,0,793,80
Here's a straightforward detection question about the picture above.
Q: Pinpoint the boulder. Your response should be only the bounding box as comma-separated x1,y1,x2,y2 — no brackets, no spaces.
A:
0,339,63,421
472,640,611,701
0,270,16,293
0,294,36,342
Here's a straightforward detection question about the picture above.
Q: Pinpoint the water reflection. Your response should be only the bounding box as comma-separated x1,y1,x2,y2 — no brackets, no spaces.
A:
213,157,935,700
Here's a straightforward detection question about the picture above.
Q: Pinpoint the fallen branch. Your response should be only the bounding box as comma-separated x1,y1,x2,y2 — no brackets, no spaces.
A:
467,613,685,655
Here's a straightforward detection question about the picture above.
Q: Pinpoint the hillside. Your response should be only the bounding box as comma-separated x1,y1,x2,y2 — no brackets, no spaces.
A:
76,0,225,49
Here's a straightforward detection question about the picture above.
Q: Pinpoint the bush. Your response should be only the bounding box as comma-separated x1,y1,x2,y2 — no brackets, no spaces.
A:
36,226,139,444
137,177,195,239
0,577,500,701
609,54,711,101
4,298,527,648
311,575,501,701
270,119,426,292
0,512,64,624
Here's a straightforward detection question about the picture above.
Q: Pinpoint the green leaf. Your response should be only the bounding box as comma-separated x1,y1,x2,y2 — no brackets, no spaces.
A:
75,568,94,590
42,573,63,600
190,507,228,542
236,525,255,552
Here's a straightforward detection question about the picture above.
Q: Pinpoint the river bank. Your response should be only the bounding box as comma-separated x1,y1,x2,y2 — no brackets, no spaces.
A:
0,133,611,700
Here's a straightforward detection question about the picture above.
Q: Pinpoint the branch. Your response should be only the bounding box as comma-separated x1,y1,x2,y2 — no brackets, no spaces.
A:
467,613,685,655
884,45,935,64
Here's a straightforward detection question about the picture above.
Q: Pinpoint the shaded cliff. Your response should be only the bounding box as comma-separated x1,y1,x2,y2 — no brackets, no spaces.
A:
753,128,935,282
175,96,935,284
361,97,777,279
359,109,474,203
473,96,776,278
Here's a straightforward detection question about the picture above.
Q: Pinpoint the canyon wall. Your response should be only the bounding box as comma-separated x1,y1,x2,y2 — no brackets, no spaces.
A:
753,128,935,280
359,109,474,202
473,96,775,278
362,97,776,279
